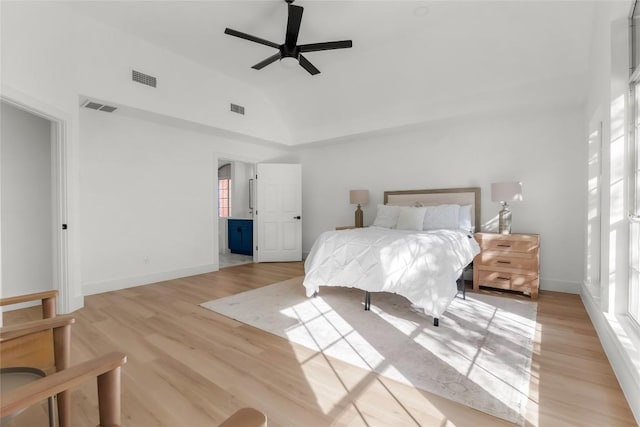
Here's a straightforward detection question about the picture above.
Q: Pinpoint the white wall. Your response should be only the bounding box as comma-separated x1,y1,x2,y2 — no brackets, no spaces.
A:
79,109,289,295
1,102,54,297
297,105,586,293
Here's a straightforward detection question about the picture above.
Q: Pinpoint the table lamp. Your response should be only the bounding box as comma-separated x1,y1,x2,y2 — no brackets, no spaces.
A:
491,182,523,234
350,190,369,228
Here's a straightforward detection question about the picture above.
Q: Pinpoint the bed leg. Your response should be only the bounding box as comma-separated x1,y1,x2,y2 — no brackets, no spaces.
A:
457,266,469,300
364,291,371,311
313,291,318,297
433,318,439,327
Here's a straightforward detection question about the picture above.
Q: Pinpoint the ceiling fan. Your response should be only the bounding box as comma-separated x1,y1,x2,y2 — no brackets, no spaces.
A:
224,0,352,76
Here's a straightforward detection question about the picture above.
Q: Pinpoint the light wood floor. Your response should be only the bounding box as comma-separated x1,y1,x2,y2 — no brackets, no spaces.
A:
3,262,637,426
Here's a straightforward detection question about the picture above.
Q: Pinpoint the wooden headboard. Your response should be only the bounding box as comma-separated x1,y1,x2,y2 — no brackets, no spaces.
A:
384,187,481,231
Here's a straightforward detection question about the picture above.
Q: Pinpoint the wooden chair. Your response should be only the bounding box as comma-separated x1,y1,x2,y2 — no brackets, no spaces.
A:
218,407,267,427
0,291,127,426
1,290,65,426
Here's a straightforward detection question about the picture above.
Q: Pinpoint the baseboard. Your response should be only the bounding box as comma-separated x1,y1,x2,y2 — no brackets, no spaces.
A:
581,284,640,424
82,264,219,296
539,277,581,294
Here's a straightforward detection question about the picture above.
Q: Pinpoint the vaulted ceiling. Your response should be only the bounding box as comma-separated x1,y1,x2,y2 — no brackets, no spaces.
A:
69,1,598,145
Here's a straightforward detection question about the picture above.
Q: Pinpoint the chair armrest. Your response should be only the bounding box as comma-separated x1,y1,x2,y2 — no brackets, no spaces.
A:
1,352,127,419
0,290,58,318
0,316,75,342
0,290,58,307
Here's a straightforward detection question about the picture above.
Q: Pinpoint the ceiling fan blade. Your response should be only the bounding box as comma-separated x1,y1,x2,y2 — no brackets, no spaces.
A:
285,4,303,47
252,53,282,70
224,28,280,49
299,40,353,53
299,54,320,75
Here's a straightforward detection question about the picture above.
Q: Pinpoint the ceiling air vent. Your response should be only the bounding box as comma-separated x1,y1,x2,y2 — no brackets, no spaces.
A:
132,69,157,88
81,100,118,113
230,103,245,115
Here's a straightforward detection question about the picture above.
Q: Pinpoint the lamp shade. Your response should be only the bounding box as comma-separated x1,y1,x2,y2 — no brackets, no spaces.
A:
491,182,523,202
349,189,369,205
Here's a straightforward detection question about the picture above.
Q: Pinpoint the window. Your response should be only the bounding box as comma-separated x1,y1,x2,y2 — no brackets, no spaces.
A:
630,82,640,323
218,163,232,218
585,119,602,300
629,1,640,324
218,178,231,218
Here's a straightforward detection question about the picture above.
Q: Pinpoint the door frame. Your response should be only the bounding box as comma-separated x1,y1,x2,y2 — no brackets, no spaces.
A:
1,92,71,313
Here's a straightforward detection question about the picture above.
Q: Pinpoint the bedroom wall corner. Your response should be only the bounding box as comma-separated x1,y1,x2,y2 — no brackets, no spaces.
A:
539,278,581,294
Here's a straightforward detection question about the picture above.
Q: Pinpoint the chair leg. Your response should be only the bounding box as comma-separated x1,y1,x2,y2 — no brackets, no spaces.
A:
97,366,121,427
57,390,71,427
47,396,55,427
54,323,72,427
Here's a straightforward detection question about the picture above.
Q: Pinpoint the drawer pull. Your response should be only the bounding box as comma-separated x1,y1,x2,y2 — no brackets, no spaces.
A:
496,260,512,264
497,244,511,248
497,276,510,281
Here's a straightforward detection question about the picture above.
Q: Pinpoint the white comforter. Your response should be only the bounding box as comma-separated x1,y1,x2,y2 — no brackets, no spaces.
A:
303,227,480,318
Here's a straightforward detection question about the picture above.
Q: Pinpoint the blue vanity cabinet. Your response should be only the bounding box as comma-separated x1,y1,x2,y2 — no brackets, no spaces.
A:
228,219,253,255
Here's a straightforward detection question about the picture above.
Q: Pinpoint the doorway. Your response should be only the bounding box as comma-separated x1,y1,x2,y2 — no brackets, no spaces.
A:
0,100,68,314
217,159,255,268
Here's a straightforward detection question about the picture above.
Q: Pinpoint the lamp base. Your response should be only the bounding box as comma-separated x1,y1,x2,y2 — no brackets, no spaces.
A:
498,204,512,234
355,205,364,228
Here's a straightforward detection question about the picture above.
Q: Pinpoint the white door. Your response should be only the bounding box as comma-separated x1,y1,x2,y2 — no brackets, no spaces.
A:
254,163,302,262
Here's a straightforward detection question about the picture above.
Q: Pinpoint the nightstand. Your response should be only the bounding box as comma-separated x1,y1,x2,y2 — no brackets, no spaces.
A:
473,232,540,299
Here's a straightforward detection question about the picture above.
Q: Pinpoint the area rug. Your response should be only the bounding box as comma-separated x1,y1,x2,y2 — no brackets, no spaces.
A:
201,277,537,425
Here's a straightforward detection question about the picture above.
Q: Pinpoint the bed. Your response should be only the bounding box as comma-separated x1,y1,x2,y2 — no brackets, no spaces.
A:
303,187,481,326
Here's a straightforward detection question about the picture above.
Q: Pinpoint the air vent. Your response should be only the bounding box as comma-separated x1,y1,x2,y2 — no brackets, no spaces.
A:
99,105,118,113
230,103,245,115
81,100,118,113
132,69,157,88
84,101,102,110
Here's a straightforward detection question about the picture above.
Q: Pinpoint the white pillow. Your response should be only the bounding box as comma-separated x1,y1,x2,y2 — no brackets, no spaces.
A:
396,206,427,231
372,204,400,228
422,204,460,230
458,204,473,232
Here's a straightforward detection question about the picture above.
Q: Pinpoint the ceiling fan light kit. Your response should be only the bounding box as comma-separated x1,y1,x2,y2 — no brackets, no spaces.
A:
224,0,352,76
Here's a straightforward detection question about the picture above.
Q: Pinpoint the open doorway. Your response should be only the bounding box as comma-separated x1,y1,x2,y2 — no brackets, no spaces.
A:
1,100,68,313
217,159,254,268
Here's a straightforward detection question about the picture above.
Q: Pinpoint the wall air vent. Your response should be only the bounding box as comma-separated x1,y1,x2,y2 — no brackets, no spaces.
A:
83,101,103,110
230,103,245,115
132,69,157,88
81,100,118,113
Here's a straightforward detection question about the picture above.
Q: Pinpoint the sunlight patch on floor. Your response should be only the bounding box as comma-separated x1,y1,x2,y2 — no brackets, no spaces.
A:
278,290,536,425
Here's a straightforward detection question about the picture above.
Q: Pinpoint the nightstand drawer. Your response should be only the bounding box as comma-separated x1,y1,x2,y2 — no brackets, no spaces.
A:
477,270,538,291
475,252,538,271
479,236,539,253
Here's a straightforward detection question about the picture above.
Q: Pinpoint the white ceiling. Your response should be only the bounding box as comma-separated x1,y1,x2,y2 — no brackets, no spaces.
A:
69,0,600,145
